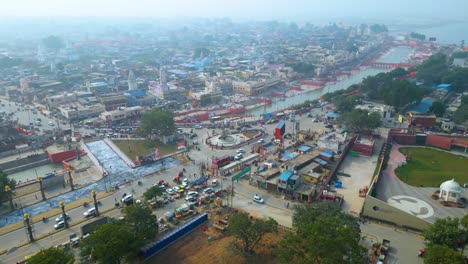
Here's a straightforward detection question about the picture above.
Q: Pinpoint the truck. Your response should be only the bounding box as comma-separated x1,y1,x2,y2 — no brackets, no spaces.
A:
378,239,391,263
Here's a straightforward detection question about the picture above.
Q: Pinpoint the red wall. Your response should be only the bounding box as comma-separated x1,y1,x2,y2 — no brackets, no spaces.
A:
352,143,374,156
425,135,452,150
47,149,80,163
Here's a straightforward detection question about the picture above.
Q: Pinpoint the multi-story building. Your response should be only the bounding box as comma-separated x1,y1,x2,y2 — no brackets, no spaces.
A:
232,77,280,96
57,102,106,121
99,106,142,123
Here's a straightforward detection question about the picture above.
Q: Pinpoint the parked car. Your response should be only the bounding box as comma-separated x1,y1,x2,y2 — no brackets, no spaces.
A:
83,208,96,218
203,188,214,194
172,186,180,192
257,138,264,143
253,195,264,204
235,153,243,160
185,196,197,202
236,148,244,154
55,213,70,223
194,125,203,129
187,191,198,197
166,188,175,195
182,178,189,187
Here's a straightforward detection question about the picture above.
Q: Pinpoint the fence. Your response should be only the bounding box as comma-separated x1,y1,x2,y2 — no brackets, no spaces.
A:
141,213,208,260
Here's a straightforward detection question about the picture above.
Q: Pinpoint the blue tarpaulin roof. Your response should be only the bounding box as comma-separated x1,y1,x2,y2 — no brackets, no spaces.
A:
320,151,333,158
314,158,327,165
326,112,341,118
436,84,452,90
298,145,312,153
280,171,294,181
282,151,298,160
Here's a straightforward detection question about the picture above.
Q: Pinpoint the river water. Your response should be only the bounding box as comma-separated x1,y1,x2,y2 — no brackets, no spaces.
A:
247,46,413,115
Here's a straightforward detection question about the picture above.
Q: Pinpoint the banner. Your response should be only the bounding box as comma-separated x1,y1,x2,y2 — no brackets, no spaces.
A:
398,115,403,123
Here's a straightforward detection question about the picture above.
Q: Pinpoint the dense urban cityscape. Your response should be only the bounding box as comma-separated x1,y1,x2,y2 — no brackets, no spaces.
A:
0,1,468,263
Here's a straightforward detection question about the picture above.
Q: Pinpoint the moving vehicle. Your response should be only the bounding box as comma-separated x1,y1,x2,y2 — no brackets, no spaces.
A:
253,194,264,204
54,221,65,230
236,148,244,154
83,207,96,218
121,194,134,205
257,138,264,143
194,125,203,129
211,179,218,187
55,213,70,223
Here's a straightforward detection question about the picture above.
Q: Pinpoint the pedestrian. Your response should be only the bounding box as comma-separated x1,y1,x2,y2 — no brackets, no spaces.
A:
287,202,289,208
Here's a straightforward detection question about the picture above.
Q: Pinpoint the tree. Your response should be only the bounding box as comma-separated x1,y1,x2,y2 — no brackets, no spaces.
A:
139,108,175,137
143,185,164,201
342,109,382,134
410,32,426,41
27,247,74,264
122,204,159,242
0,170,16,206
443,67,468,92
275,203,365,264
423,217,461,250
416,53,448,83
80,223,143,264
334,95,359,113
42,35,65,51
370,24,388,33
199,94,212,106
227,212,278,255
382,80,431,108
429,101,445,117
452,96,468,124
424,245,464,264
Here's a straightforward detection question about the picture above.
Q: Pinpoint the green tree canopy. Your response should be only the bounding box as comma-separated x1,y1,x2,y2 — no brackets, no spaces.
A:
275,203,365,264
410,32,426,41
429,101,445,117
143,185,164,201
382,80,431,108
442,67,468,92
140,108,175,137
226,212,278,255
286,62,315,75
27,247,74,264
423,217,462,250
0,170,16,206
80,223,144,264
122,204,158,242
424,245,464,264
334,94,359,113
42,35,65,51
342,109,382,134
453,96,468,124
199,94,212,107
370,24,388,33
416,53,448,83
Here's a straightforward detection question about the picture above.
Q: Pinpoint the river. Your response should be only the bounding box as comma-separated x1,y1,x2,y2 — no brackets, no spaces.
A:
247,46,413,115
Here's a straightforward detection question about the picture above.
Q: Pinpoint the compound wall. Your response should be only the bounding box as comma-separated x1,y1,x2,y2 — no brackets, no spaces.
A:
425,134,452,150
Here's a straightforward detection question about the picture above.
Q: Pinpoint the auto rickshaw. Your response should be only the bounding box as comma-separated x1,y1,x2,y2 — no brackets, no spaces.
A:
173,176,181,183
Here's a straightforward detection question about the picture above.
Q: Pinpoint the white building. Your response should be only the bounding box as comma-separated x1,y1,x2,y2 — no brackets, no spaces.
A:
99,106,142,123
355,102,394,125
57,102,106,121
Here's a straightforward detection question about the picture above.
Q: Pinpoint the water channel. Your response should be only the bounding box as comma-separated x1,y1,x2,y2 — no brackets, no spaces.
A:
247,46,412,115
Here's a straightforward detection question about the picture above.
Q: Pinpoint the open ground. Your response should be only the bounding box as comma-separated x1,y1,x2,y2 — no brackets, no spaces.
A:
395,147,468,187
112,139,178,160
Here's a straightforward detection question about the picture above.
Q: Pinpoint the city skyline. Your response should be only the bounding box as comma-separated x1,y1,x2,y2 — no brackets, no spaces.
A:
1,0,467,20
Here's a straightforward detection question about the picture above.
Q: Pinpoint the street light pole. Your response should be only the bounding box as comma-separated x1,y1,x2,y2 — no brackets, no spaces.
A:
66,168,74,191
23,213,34,242
59,201,69,228
91,190,99,216
37,177,46,201
4,185,14,210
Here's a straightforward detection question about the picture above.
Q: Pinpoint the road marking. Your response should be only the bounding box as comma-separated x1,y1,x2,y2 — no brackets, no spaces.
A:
387,195,434,219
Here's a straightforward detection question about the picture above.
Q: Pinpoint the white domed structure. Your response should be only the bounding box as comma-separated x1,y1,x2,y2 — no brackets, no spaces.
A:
439,179,463,202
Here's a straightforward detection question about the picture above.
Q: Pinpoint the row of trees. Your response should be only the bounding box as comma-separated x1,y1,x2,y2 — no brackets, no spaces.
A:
0,170,16,207
422,215,468,263
226,203,365,263
28,203,159,264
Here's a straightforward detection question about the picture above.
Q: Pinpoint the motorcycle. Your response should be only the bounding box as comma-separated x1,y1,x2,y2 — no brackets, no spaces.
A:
42,217,48,223
83,202,89,208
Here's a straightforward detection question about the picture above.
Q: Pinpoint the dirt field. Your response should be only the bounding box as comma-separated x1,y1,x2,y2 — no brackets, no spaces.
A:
147,226,282,264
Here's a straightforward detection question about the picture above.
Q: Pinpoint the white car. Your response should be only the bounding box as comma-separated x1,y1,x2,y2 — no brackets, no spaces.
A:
55,213,70,223
236,148,244,154
257,139,264,143
253,195,264,204
166,188,175,195
172,186,180,192
194,125,203,129
203,188,214,194
54,221,65,230
121,195,134,205
83,208,96,218
235,153,243,160
182,178,189,187
48,121,55,126
187,191,198,197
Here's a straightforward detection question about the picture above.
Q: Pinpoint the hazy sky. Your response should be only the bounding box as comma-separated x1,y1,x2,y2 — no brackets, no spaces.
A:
1,0,467,20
